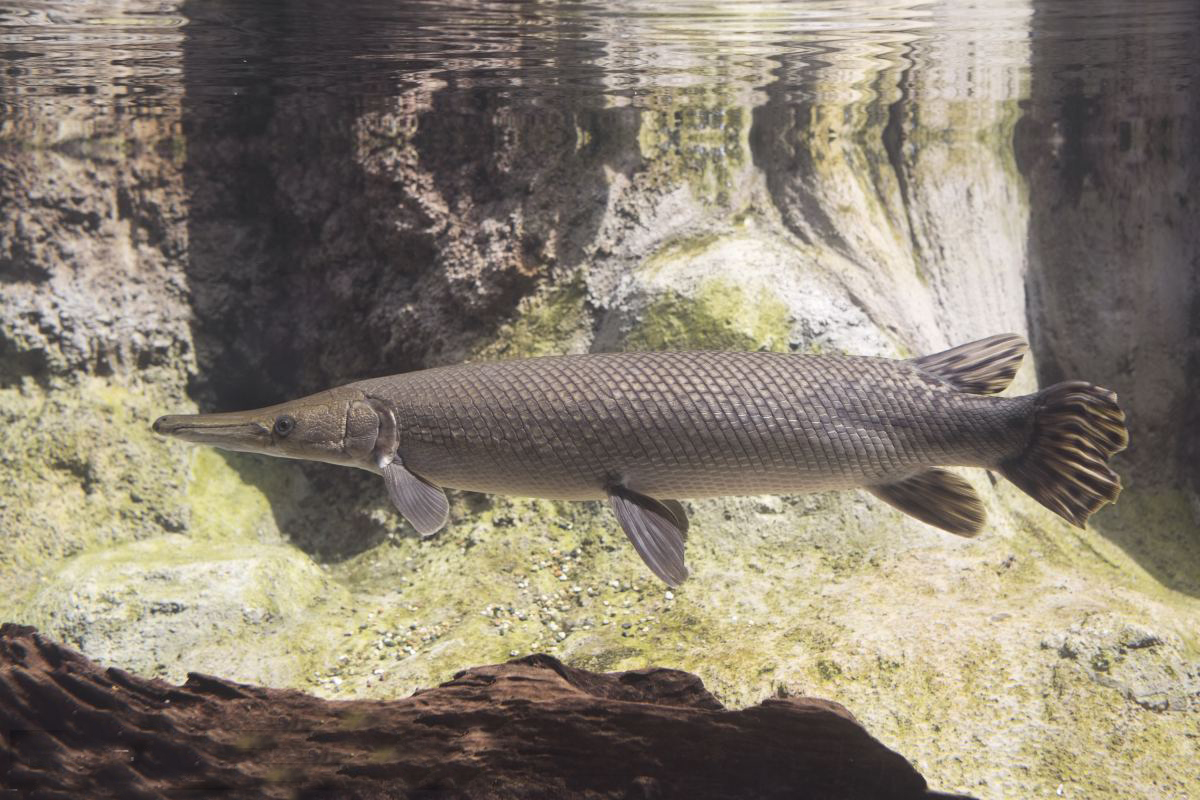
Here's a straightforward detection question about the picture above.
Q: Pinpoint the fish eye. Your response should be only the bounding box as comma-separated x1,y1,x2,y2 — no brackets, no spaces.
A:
273,415,295,436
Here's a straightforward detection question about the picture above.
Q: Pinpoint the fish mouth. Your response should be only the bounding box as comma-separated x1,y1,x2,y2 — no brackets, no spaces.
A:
152,413,271,450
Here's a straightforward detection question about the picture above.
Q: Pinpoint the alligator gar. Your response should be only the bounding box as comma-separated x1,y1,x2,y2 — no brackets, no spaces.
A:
153,334,1128,586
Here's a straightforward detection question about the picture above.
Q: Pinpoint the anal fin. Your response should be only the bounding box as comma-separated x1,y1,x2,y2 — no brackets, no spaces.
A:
382,460,449,537
867,469,986,537
608,487,689,587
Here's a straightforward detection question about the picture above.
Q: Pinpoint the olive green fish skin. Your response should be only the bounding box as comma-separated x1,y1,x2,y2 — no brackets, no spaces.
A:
350,351,1036,501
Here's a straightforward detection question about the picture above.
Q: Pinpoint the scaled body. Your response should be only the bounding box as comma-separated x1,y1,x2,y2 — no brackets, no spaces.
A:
355,351,1032,501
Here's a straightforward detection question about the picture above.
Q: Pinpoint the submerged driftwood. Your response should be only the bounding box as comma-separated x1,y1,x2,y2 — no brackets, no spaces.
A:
0,623,973,799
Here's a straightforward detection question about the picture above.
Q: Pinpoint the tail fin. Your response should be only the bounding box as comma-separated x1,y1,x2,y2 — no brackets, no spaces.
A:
1000,381,1129,527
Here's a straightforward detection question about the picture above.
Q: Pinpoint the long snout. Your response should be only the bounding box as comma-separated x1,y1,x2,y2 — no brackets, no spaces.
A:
152,411,270,452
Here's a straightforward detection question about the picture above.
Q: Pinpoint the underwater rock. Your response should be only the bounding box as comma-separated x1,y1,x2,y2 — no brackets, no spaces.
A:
0,623,972,800
19,534,353,688
1040,614,1200,712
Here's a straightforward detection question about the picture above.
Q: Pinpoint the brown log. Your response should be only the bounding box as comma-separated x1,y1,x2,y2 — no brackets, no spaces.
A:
0,623,974,799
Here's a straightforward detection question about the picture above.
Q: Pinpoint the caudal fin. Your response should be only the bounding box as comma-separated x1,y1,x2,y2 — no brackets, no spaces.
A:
1000,381,1129,527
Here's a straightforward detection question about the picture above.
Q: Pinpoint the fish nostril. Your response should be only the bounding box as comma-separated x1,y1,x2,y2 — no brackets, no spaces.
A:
152,417,164,434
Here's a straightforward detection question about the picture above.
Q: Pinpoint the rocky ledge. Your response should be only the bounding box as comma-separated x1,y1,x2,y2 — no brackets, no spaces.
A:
0,623,973,799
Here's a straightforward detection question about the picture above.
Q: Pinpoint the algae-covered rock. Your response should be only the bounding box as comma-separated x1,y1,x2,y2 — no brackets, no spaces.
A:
21,534,351,687
593,226,890,357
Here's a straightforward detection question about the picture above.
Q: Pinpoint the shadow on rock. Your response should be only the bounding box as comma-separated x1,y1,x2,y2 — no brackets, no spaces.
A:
179,1,637,562
1018,0,1200,595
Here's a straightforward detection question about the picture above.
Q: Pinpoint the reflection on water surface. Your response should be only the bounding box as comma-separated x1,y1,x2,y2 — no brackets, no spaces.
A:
2,0,1196,112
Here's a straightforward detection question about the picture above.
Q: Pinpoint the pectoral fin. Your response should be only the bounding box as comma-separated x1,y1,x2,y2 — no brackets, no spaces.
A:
660,499,690,537
382,461,449,537
608,487,689,587
867,469,985,537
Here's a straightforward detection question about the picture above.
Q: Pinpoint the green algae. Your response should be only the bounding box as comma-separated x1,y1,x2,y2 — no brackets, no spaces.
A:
474,276,591,360
186,447,305,545
625,280,790,352
0,376,190,611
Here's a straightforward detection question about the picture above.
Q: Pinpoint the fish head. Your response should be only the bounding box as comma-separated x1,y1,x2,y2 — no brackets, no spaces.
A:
152,387,383,468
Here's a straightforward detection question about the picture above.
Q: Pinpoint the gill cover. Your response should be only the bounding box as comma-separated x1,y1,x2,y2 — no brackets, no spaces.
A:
343,399,383,461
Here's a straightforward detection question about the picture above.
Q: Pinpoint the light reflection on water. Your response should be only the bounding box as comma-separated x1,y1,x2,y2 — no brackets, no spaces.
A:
2,1,1196,126
0,1,1029,112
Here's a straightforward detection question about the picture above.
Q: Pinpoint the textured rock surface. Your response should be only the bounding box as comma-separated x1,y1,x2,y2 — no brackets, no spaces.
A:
0,624,970,799
0,1,194,609
1,2,1198,800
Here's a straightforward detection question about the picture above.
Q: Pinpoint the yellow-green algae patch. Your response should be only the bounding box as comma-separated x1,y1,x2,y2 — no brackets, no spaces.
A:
0,375,190,613
186,447,303,544
624,279,790,352
21,533,352,687
473,275,591,360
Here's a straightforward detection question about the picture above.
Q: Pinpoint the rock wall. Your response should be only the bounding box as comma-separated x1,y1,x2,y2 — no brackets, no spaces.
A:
1017,0,1200,595
0,1,194,606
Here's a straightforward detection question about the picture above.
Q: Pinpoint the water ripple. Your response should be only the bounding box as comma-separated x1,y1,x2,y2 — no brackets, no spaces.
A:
0,0,1195,120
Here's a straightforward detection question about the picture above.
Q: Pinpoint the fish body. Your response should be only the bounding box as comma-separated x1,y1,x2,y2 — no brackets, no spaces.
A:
154,335,1128,586
355,351,1033,500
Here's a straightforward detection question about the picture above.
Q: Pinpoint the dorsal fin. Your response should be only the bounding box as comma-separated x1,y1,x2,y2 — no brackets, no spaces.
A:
911,333,1028,395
